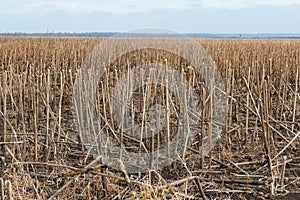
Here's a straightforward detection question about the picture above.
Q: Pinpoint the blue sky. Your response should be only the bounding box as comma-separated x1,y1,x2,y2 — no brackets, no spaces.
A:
0,0,300,33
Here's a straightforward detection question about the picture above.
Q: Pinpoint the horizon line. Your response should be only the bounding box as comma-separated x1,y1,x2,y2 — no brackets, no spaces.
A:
1,32,300,39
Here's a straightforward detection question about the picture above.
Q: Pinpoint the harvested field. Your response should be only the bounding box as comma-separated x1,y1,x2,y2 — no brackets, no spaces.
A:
0,37,299,199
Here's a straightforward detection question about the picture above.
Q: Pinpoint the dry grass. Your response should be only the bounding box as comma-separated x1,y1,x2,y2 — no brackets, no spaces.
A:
0,36,299,199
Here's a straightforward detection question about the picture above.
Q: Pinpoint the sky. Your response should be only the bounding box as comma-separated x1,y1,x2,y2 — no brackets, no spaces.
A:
0,0,300,33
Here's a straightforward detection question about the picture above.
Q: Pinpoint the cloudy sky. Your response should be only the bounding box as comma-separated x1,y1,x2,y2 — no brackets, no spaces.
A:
0,0,300,33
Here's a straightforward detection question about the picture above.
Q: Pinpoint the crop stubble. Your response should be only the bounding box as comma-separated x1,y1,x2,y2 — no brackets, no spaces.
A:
0,37,299,199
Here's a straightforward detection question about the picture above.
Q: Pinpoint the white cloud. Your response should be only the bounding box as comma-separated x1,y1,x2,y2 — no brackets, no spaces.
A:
1,0,300,15
200,0,300,9
25,2,78,13
23,0,200,14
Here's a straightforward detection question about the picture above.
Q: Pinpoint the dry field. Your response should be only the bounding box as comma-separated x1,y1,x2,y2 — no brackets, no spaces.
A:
0,36,299,199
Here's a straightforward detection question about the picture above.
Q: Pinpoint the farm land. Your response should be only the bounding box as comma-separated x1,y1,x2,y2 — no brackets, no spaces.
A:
0,37,299,199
